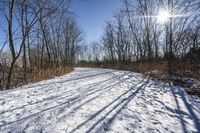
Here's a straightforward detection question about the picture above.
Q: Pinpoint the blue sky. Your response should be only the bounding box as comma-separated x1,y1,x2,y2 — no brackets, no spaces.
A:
70,0,122,43
0,0,122,47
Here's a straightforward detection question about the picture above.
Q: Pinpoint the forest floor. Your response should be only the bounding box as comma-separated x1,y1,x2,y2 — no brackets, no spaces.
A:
0,68,200,133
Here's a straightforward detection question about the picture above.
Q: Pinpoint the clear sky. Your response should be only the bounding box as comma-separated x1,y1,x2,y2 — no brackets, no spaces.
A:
0,0,122,46
70,0,122,43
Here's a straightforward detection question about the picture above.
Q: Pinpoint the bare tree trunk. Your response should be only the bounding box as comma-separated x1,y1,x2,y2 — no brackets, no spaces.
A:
0,63,4,89
6,59,16,89
167,0,174,75
6,0,15,89
23,40,27,82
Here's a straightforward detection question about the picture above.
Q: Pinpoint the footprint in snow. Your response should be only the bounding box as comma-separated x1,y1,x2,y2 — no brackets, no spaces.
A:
0,120,7,125
16,113,21,116
0,101,6,105
47,115,52,120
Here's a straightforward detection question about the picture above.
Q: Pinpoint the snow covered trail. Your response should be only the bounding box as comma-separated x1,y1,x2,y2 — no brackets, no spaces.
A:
0,68,200,133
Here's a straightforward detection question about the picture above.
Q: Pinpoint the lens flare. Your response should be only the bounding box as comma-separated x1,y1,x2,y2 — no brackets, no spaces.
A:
157,10,170,23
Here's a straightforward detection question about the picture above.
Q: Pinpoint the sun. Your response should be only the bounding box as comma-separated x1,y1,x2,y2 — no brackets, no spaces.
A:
157,10,170,23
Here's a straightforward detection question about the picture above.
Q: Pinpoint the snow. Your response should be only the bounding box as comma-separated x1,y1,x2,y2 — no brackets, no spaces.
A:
0,67,200,133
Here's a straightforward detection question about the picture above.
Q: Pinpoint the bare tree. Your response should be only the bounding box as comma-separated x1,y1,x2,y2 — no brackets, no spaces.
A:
0,0,77,88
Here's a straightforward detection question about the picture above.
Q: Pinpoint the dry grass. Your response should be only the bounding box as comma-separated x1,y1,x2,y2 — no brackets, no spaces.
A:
77,61,200,97
28,66,73,83
77,60,200,84
0,65,74,89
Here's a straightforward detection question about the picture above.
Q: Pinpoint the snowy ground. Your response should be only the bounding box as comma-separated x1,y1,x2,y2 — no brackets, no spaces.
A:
0,68,200,133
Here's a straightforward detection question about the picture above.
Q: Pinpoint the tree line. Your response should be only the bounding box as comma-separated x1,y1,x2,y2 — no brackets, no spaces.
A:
0,0,83,89
79,0,200,79
1,0,200,89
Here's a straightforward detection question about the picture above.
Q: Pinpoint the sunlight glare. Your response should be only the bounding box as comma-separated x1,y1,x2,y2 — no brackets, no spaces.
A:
157,10,170,23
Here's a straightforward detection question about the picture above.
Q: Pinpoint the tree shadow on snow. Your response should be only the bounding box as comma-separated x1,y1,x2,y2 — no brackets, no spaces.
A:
1,71,112,95
0,73,129,130
0,76,116,116
171,86,200,133
69,78,150,133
